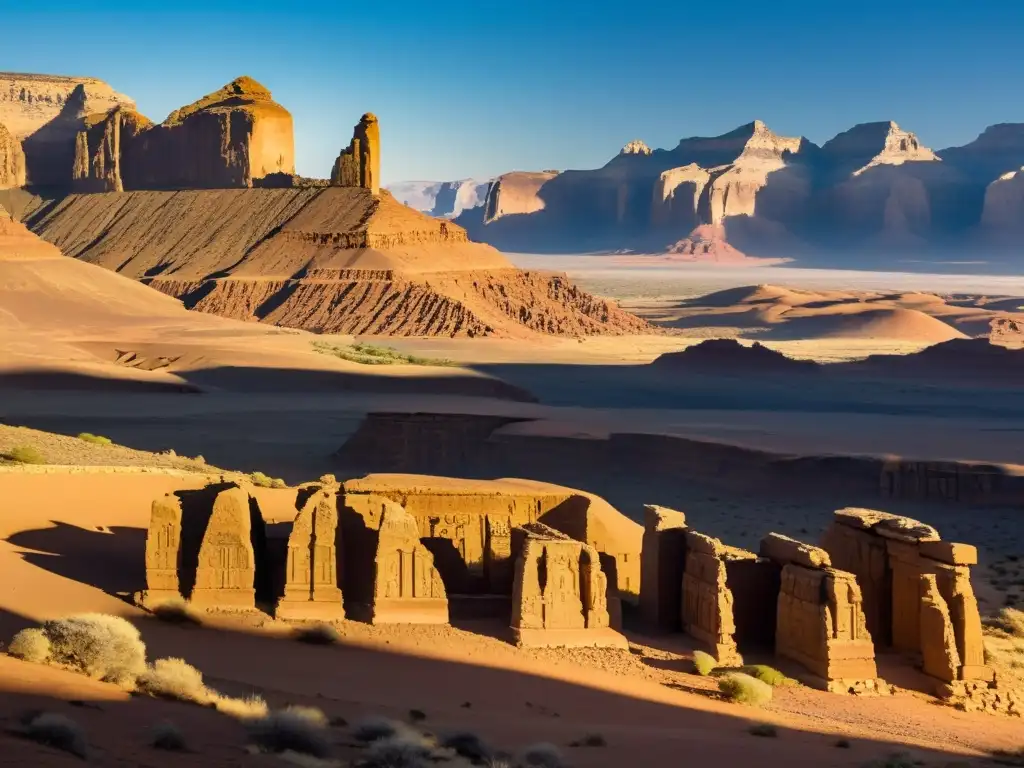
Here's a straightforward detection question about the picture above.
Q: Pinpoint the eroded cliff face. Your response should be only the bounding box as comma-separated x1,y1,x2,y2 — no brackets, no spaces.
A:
331,113,380,194
73,107,153,192
0,72,135,186
0,121,25,188
483,171,560,224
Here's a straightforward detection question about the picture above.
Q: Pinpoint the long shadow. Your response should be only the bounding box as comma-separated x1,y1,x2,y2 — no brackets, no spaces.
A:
0,601,1005,767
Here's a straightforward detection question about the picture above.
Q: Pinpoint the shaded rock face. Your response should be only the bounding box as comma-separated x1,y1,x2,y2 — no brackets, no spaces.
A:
1,72,136,187
331,113,380,194
981,167,1024,237
72,107,152,192
387,178,492,218
0,121,25,188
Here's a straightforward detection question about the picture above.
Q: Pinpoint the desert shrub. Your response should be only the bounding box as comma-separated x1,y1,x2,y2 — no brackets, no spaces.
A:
271,478,288,489
6,444,45,464
150,720,187,751
440,730,492,762
692,650,717,676
77,433,112,446
8,627,52,663
748,723,778,737
989,607,1024,638
41,613,146,685
150,598,201,626
352,716,402,743
282,705,328,728
247,708,332,758
293,623,340,645
21,712,87,758
213,692,269,720
136,657,210,704
364,733,434,768
741,664,790,687
250,471,275,488
519,742,565,768
718,673,773,706
312,340,456,367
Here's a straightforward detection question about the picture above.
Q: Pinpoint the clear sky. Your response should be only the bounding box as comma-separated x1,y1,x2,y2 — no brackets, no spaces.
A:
3,0,1024,185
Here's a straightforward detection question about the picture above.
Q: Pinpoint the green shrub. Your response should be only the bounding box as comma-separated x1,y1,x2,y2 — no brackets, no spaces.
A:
313,340,456,367
250,471,286,489
8,628,52,663
40,613,146,685
717,672,773,706
247,708,332,757
692,650,717,676
136,658,210,704
741,664,791,687
271,478,287,489
21,712,87,758
77,433,112,446
6,445,45,464
150,720,187,751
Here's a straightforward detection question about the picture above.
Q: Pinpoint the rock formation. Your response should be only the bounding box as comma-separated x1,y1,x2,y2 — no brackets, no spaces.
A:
0,121,25,188
1,72,135,186
639,504,687,631
481,171,560,225
275,486,344,620
511,522,626,648
331,113,380,194
388,178,492,218
140,494,184,608
981,168,1024,237
680,531,744,665
72,107,152,192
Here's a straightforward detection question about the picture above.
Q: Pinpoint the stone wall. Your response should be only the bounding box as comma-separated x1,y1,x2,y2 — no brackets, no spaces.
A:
639,504,687,631
680,531,744,665
275,485,344,620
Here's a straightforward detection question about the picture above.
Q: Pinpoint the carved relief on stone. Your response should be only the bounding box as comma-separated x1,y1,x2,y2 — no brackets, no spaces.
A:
143,495,183,596
191,487,258,609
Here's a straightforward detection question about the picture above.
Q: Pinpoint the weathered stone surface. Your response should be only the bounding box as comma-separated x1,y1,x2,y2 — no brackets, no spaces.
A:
640,504,687,631
927,559,991,682
776,564,878,688
920,541,978,566
331,113,380,195
920,573,960,683
0,121,25,188
760,532,832,569
821,519,892,644
511,522,626,648
276,487,344,620
139,494,183,607
190,486,262,609
681,530,742,664
72,107,151,192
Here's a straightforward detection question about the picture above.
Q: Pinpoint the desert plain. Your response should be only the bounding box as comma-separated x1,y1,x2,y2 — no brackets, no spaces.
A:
1,69,1024,768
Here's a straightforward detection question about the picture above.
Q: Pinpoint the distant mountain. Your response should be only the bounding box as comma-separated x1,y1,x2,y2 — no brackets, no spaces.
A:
387,178,492,218
391,120,1024,266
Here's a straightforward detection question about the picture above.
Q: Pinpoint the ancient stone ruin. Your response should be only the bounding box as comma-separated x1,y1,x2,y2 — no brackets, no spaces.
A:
331,112,380,194
640,504,687,631
511,523,625,649
275,486,344,620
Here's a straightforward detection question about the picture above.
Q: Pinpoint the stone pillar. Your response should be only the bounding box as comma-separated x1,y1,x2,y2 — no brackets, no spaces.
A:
190,487,259,609
330,113,380,194
639,504,687,632
276,487,344,620
681,531,742,665
920,573,960,683
138,495,183,608
484,514,515,594
511,522,626,649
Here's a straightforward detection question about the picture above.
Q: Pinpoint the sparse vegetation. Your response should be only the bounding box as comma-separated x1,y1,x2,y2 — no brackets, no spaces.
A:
150,720,187,751
740,664,792,687
39,613,147,685
717,672,773,706
439,730,492,762
748,723,778,738
352,716,403,743
136,657,210,704
212,692,270,720
5,444,45,464
76,432,113,446
282,706,329,728
293,623,340,645
363,733,435,768
7,627,52,663
150,598,201,626
19,712,88,758
247,708,332,758
692,649,717,676
250,471,287,489
519,742,565,768
313,340,457,367
987,607,1024,638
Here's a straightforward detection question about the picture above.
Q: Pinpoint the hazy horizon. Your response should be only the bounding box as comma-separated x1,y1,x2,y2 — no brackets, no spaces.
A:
4,1,1024,184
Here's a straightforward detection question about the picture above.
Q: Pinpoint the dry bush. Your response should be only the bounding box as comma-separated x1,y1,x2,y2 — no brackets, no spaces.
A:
250,471,286,489
718,672,773,706
293,623,340,645
151,599,201,626
136,657,210,704
6,445,45,464
150,720,187,751
20,712,88,758
740,664,791,687
439,730,493,762
519,742,565,768
247,708,332,758
8,628,51,663
692,650,716,676
363,732,435,768
77,433,112,446
213,692,269,720
352,716,402,743
282,705,328,728
41,613,146,685
989,608,1024,638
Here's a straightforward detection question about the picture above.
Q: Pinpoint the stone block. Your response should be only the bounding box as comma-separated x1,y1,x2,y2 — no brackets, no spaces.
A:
919,541,978,566
190,486,261,609
760,532,831,569
821,520,892,645
681,532,742,665
640,504,687,631
275,487,344,621
138,494,183,608
920,574,960,683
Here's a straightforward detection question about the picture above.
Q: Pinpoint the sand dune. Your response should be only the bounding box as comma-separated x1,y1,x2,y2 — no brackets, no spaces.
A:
767,307,967,342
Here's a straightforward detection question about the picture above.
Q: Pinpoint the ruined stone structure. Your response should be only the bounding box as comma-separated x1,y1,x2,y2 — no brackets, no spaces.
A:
761,533,880,693
190,486,262,609
275,487,344,620
680,531,746,665
331,113,380,194
140,494,184,608
821,508,991,688
640,504,687,631
511,523,626,649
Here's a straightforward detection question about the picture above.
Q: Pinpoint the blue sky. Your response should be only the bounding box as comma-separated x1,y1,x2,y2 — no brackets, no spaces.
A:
3,0,1024,184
